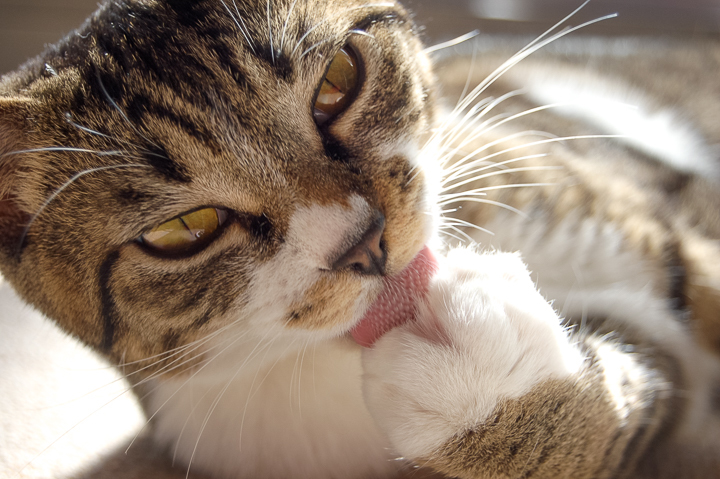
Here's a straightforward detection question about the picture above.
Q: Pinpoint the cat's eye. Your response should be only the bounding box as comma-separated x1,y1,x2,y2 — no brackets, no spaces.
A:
313,46,360,125
139,207,229,255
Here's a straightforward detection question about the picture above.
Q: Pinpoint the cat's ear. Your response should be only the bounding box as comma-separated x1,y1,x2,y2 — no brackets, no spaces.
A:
0,97,32,255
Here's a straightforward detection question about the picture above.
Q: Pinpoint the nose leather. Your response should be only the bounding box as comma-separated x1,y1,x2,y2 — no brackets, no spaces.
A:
332,212,387,276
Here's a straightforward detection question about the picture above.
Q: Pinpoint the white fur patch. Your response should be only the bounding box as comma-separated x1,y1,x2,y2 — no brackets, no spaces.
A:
524,73,719,179
242,194,377,339
362,248,583,459
286,194,373,270
478,212,720,442
0,283,144,478
148,195,395,478
150,338,395,479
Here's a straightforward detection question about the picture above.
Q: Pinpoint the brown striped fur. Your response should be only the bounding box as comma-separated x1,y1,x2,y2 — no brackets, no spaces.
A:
1,1,719,478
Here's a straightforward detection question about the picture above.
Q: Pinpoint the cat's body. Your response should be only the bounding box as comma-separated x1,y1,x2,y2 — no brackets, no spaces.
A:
1,1,719,478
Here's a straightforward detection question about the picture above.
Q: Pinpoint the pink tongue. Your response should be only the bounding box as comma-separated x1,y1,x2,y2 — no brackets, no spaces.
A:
350,246,438,348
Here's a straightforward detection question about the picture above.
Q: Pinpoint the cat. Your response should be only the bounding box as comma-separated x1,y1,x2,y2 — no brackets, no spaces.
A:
1,0,720,478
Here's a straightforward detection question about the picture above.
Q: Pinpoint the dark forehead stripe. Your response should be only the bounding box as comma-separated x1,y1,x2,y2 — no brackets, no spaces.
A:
164,0,206,25
143,142,192,183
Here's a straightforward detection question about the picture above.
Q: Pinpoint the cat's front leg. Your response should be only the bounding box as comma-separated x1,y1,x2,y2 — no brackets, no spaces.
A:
362,249,661,478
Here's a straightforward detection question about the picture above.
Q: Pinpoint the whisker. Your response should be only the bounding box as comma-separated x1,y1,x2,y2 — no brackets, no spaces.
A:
294,337,313,417
118,312,258,373
455,43,480,116
133,330,244,388
443,154,549,185
441,197,528,217
18,164,153,249
238,336,300,451
442,134,621,188
40,322,249,412
185,329,284,478
279,0,299,52
441,182,557,201
437,91,528,166
64,114,172,161
14,378,140,476
1,147,139,160
94,68,161,150
299,32,343,60
457,13,617,114
443,165,562,192
437,228,468,244
440,99,585,168
425,10,618,160
170,329,272,463
440,224,475,243
126,325,259,454
267,0,275,64
440,216,494,235
442,130,555,178
349,29,375,39
291,3,393,57
220,0,257,54
422,30,480,55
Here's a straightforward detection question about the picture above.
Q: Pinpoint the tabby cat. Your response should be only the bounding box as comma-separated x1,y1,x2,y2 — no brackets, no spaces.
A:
1,0,719,478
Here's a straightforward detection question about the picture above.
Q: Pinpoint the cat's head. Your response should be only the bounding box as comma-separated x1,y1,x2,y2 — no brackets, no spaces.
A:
0,0,439,373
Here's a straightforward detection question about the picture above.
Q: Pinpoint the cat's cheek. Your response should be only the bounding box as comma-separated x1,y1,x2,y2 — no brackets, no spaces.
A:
361,249,585,460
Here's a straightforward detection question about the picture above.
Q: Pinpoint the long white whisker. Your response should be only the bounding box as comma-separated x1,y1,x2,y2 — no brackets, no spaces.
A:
438,91,527,165
456,13,617,116
279,0,299,52
442,197,528,217
170,328,274,463
0,147,139,160
220,0,256,54
14,379,142,476
423,30,480,55
64,115,172,160
126,325,262,453
443,134,621,188
267,0,275,64
443,165,562,192
443,216,495,237
442,130,555,178
134,329,251,388
437,228,468,244
440,184,556,210
294,337,312,418
19,164,153,248
440,224,476,243
291,3,393,57
93,68,161,150
443,154,549,184
424,11,618,159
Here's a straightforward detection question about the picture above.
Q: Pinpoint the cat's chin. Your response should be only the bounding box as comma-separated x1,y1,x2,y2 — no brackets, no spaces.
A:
349,246,438,347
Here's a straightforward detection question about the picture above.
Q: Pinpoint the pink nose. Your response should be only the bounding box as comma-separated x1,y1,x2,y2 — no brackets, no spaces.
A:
331,212,387,276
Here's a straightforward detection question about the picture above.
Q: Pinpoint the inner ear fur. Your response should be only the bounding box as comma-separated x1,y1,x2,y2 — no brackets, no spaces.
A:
0,97,33,256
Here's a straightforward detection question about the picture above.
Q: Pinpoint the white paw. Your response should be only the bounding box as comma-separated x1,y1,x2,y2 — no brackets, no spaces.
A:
361,248,584,459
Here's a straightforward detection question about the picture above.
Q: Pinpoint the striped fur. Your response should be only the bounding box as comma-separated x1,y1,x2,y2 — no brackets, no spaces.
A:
0,1,719,478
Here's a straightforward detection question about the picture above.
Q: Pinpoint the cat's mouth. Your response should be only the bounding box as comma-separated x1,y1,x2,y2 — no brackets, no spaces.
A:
350,246,438,347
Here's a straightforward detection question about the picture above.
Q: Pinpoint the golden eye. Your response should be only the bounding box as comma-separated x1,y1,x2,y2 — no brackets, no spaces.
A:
140,207,229,255
313,46,360,125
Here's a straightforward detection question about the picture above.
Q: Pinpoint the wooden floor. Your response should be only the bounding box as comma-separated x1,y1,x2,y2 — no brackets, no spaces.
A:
1,0,719,75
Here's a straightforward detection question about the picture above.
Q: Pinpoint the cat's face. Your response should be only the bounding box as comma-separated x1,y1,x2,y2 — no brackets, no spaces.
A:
0,0,439,372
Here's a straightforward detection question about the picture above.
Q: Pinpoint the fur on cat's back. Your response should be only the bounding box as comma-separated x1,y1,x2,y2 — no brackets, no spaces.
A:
1,1,720,478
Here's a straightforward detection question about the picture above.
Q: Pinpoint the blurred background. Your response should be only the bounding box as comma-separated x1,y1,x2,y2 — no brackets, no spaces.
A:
1,0,719,75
